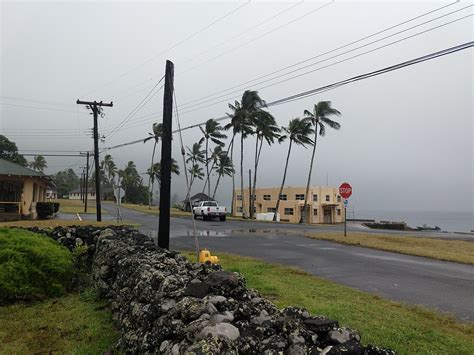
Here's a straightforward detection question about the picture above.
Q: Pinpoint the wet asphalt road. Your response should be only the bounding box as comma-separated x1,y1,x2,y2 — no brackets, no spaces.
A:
101,204,474,321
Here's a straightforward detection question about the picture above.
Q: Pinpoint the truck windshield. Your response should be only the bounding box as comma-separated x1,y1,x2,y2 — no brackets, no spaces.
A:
203,202,217,207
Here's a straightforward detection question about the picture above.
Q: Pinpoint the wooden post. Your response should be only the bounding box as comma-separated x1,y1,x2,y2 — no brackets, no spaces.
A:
85,152,89,213
158,60,174,249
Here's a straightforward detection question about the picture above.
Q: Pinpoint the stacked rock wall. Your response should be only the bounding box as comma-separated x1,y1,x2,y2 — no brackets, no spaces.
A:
90,227,395,354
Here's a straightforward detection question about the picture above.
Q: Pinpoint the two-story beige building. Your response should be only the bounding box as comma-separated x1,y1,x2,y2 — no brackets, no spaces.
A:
0,158,53,221
233,186,345,224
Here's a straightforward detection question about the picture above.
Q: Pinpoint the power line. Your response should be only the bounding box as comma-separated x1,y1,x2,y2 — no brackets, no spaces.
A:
176,13,473,117
109,10,471,133
80,1,251,98
178,1,304,66
0,102,89,114
177,0,334,77
101,41,473,152
105,76,165,139
178,1,464,109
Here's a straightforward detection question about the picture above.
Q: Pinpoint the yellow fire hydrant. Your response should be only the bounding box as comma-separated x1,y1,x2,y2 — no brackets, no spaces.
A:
199,249,219,264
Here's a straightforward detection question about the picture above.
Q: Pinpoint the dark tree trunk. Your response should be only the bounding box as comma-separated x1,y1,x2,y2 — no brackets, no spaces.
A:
274,139,292,221
301,126,318,223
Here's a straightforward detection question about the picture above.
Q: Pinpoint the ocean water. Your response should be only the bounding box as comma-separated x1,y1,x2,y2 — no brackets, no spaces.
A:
352,209,473,233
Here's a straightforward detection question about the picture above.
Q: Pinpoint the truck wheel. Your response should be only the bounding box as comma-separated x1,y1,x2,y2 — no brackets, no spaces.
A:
220,215,226,222
193,213,198,220
202,213,207,221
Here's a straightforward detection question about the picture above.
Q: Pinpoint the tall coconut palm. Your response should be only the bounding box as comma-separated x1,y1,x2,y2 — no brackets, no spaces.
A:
212,152,234,199
148,159,180,189
300,101,341,223
273,118,314,221
143,122,163,209
101,154,117,186
29,155,47,172
225,90,265,218
184,142,205,204
199,119,227,197
250,112,280,218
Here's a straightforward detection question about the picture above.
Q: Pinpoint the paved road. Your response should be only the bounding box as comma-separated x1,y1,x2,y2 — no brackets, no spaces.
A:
101,205,474,321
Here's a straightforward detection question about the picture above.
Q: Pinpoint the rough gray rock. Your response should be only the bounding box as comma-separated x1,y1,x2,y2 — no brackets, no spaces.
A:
198,322,241,341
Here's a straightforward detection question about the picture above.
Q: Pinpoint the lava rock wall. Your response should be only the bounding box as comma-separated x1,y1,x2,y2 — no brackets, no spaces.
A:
91,227,395,354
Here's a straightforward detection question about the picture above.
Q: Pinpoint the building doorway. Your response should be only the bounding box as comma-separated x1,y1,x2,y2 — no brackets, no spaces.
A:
323,208,332,224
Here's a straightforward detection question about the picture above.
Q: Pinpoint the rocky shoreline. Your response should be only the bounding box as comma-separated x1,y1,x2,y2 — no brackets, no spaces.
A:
26,226,395,354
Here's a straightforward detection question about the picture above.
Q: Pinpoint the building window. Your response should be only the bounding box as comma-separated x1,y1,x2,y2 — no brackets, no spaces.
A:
279,194,287,201
267,207,276,213
236,195,242,201
325,195,330,202
263,194,271,201
313,209,318,216
91,192,95,197
337,196,341,202
284,208,294,215
313,194,318,202
337,209,341,216
237,207,243,212
295,194,305,200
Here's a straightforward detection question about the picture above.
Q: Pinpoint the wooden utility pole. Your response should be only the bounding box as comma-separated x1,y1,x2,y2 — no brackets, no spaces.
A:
80,170,84,202
248,169,252,219
158,60,174,249
76,100,113,221
85,151,90,213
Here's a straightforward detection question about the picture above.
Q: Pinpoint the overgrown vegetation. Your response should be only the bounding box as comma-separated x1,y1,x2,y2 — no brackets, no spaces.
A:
0,228,73,304
183,252,474,354
0,289,118,354
304,232,474,265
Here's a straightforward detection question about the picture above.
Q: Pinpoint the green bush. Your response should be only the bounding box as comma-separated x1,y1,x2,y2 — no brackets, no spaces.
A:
0,227,73,304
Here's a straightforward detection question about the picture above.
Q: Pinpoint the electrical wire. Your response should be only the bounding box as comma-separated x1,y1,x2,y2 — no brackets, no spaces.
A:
100,40,473,152
105,76,165,139
109,10,471,132
178,1,467,110
176,13,473,117
80,1,251,98
178,1,304,66
177,0,334,77
0,102,89,114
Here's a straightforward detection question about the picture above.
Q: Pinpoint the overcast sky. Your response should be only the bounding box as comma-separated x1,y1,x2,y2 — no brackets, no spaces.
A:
1,1,472,216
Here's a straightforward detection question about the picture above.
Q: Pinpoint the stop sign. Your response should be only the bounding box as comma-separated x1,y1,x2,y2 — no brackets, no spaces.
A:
339,182,352,199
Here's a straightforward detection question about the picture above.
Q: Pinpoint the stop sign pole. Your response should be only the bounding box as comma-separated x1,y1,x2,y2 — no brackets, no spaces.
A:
339,182,352,237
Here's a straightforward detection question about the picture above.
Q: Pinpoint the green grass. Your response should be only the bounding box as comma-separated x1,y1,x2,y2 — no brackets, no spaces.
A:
0,289,118,354
0,220,135,228
183,251,474,355
53,199,98,214
305,232,474,265
0,227,73,304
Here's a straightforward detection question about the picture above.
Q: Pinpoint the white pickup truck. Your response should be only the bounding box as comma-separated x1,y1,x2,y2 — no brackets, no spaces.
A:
193,201,227,221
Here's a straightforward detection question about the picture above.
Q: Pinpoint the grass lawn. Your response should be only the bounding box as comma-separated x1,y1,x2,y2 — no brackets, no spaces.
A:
0,289,118,354
183,251,474,355
53,198,98,214
305,232,474,265
119,203,193,218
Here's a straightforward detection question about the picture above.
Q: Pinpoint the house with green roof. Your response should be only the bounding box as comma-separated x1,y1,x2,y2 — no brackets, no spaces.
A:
0,158,53,220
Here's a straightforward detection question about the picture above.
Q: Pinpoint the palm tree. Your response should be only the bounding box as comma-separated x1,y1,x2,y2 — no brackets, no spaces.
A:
212,151,234,199
250,111,280,218
144,122,163,209
300,101,341,223
101,154,117,186
225,90,265,218
29,155,47,172
148,159,180,189
121,161,141,203
183,142,205,206
199,119,227,197
273,118,314,221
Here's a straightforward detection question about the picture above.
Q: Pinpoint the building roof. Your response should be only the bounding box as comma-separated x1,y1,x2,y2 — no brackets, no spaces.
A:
182,192,214,202
0,158,45,177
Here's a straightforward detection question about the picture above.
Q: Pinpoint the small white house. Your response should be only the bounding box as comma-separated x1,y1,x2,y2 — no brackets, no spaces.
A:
69,188,96,200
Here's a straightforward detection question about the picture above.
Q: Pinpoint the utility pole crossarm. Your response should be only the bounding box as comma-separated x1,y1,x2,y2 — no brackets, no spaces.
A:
76,100,113,107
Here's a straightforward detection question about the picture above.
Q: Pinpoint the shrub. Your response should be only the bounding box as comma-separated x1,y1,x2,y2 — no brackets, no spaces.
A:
36,202,56,219
0,227,73,304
